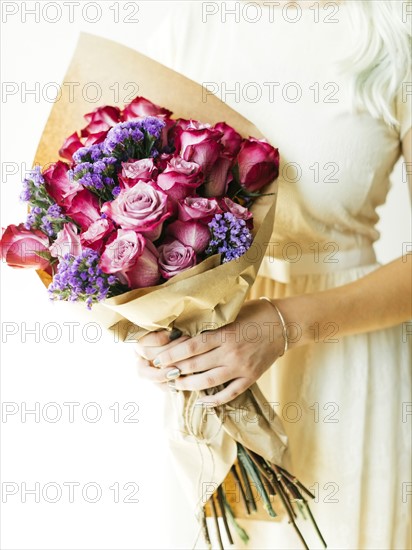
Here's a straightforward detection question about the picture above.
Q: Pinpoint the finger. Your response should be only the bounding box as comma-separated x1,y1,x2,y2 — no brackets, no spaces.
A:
174,366,234,392
173,347,225,376
137,328,183,348
195,377,250,407
152,330,221,368
135,334,189,362
135,356,179,384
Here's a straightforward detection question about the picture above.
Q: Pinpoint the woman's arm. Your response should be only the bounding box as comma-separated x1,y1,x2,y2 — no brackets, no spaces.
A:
135,129,412,405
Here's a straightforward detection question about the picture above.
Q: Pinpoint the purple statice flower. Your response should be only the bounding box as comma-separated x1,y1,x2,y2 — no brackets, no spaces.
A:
206,212,253,263
19,166,47,203
69,157,117,201
25,203,69,238
103,117,165,160
48,249,120,309
73,143,106,164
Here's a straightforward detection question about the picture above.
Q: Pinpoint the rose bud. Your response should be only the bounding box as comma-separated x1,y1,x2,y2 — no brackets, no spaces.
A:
80,218,114,252
59,132,84,163
123,96,172,121
158,239,196,279
179,127,223,176
219,197,253,229
43,161,82,208
204,154,233,198
236,139,280,192
177,196,221,224
81,105,122,137
156,156,203,202
214,122,242,157
1,224,50,270
100,229,160,288
119,159,158,188
65,189,101,231
101,181,171,241
167,220,210,254
49,222,82,259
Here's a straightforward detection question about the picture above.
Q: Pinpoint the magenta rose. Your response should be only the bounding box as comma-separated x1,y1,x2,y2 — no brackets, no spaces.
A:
179,127,223,176
177,196,221,224
59,132,83,163
158,239,196,279
119,159,158,188
1,224,50,270
167,220,210,254
84,131,108,146
43,161,81,208
65,189,101,231
204,154,233,197
81,105,122,137
214,122,242,157
49,222,82,259
101,181,171,240
80,218,114,252
156,156,203,202
123,96,172,120
219,197,254,229
237,139,280,192
100,229,160,288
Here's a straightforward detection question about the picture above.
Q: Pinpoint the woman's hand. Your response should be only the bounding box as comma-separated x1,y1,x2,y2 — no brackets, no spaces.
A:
135,299,286,406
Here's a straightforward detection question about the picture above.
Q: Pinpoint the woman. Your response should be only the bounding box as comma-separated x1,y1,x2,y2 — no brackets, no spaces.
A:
136,1,412,548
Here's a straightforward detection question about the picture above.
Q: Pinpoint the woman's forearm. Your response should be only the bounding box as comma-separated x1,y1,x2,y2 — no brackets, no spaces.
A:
273,255,412,349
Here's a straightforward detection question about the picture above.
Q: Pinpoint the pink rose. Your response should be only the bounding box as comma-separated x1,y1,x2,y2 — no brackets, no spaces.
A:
219,197,253,229
100,229,160,288
214,122,242,157
156,156,203,202
84,131,108,146
49,223,82,259
119,159,158,188
59,132,83,163
81,105,122,137
101,181,171,240
80,218,114,252
204,154,233,198
1,224,50,269
43,161,81,208
167,220,210,254
177,196,221,224
65,189,101,231
123,96,172,120
159,239,196,279
179,127,222,176
237,139,280,192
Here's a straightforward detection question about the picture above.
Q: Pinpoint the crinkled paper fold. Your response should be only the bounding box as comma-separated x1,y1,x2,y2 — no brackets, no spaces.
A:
35,33,290,526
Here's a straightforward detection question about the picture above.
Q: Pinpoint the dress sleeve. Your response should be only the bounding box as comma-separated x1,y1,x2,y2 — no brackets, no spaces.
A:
395,74,412,140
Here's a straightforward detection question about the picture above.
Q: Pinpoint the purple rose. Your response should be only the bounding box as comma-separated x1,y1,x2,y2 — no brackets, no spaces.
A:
219,197,253,228
120,159,158,188
214,122,242,157
80,218,115,252
49,222,82,260
167,220,210,254
158,239,196,279
43,161,82,208
101,181,171,240
177,196,221,224
179,127,222,176
156,156,203,202
236,139,280,192
100,229,160,289
204,154,233,198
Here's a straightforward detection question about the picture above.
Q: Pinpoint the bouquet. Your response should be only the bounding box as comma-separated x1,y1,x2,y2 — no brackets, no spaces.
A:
1,34,326,550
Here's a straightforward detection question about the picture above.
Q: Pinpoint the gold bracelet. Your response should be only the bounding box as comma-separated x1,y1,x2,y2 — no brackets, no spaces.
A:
259,296,289,357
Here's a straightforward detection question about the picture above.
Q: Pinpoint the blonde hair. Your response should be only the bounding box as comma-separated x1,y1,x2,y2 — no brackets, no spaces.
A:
342,0,412,130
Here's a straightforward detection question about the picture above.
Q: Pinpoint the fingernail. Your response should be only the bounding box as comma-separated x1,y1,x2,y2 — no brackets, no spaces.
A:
169,328,182,341
167,380,177,391
153,358,162,368
166,368,180,380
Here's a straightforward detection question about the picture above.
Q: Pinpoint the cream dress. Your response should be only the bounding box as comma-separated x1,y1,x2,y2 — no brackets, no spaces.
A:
149,2,411,549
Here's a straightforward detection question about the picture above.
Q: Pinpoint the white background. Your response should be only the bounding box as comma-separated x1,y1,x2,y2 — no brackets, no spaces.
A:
0,1,410,549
